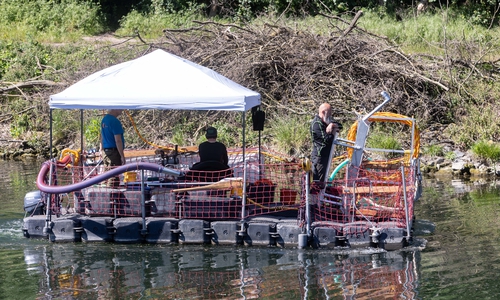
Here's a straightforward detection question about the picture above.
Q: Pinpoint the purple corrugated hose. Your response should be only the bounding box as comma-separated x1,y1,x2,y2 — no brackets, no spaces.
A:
37,161,181,194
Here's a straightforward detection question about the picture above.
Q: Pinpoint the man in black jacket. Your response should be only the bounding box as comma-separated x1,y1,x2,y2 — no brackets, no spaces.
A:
310,103,342,182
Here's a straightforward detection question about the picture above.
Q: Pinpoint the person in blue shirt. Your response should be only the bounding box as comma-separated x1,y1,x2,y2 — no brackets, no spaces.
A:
100,109,125,187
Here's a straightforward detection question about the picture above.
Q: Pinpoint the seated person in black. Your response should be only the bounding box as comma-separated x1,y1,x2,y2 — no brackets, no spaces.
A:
190,127,231,183
198,127,229,166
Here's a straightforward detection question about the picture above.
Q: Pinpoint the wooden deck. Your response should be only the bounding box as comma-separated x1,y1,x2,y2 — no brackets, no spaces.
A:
344,185,414,194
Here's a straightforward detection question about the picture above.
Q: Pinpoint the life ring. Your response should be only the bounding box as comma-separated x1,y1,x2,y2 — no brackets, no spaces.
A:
58,148,81,167
300,157,312,172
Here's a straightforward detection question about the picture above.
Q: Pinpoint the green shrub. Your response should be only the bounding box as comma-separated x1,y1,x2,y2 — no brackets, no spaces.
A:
0,40,96,82
84,116,101,149
471,140,500,163
171,124,188,147
52,110,80,146
445,151,457,161
10,114,30,139
445,101,500,149
269,115,311,157
424,144,444,157
0,0,104,42
366,126,401,149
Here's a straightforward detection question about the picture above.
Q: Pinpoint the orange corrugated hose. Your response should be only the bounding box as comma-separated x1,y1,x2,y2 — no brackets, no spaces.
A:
346,112,420,164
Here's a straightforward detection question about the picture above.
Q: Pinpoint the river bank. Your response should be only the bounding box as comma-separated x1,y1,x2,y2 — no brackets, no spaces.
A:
1,137,496,180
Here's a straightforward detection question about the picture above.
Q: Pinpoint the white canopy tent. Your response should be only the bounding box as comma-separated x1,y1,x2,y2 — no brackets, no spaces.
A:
49,49,261,111
48,49,262,218
48,48,261,151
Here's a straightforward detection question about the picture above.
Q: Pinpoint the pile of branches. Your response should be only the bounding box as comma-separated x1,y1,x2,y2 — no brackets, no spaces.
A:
162,12,451,127
0,12,467,153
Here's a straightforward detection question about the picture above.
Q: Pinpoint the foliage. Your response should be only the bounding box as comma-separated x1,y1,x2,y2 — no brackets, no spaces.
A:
455,3,497,27
30,132,46,148
0,39,98,82
2,0,498,39
51,110,81,147
10,115,30,139
0,0,105,41
268,115,311,157
366,126,403,159
84,116,102,149
367,132,401,151
198,120,242,147
2,1,500,159
444,101,500,149
423,144,444,157
125,0,500,27
471,140,500,163
171,123,189,147
117,5,207,38
360,8,497,54
0,42,16,80
7,97,44,140
0,40,53,81
445,151,456,161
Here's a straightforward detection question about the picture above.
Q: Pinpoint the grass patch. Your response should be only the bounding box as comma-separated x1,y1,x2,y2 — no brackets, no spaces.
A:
268,115,311,157
423,144,444,157
359,9,499,56
444,101,500,149
366,129,402,159
471,140,500,163
0,0,104,43
445,151,457,161
117,7,208,39
366,132,401,150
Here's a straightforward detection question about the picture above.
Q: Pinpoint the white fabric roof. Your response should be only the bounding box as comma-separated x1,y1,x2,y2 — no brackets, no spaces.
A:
49,49,261,111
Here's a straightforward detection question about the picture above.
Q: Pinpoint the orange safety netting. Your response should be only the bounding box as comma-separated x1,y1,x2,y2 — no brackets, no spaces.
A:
43,149,303,219
43,144,417,238
312,164,417,228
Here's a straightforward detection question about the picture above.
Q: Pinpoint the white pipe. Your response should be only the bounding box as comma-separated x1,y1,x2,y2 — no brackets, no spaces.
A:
362,91,391,121
141,169,147,235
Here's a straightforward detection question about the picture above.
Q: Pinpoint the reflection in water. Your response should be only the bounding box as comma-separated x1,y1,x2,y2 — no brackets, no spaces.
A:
415,178,500,300
22,244,421,299
8,161,500,299
0,159,39,218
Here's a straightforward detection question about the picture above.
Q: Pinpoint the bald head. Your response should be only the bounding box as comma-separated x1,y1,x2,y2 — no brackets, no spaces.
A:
318,103,332,124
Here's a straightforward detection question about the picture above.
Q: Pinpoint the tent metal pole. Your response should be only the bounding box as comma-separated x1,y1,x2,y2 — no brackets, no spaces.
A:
50,109,53,160
43,109,54,237
240,111,247,237
141,169,147,236
80,110,84,165
258,130,262,179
